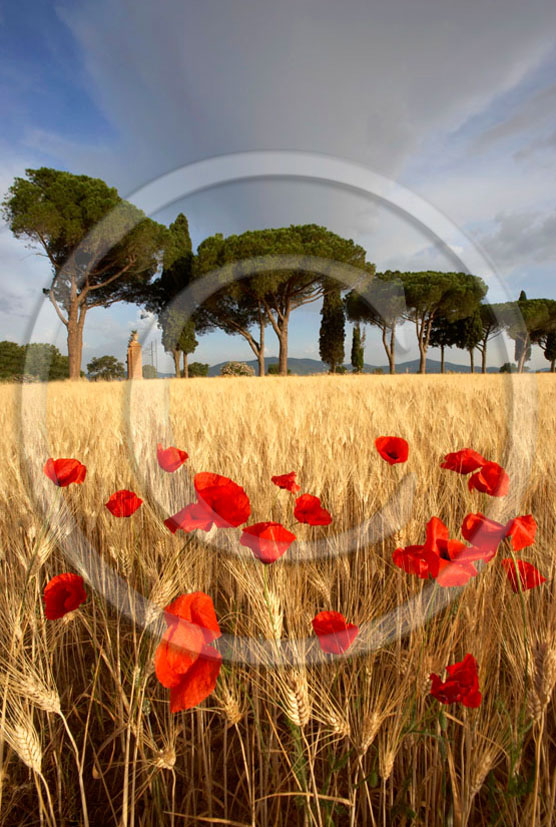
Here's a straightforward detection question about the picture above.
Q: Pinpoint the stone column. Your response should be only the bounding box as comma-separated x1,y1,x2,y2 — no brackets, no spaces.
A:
127,333,143,379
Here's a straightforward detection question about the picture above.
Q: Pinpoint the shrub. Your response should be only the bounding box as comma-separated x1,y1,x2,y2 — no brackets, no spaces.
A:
220,361,255,377
267,363,291,375
189,362,209,377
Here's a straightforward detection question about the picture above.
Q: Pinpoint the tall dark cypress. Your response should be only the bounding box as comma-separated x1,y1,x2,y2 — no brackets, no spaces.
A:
319,288,345,373
351,323,364,373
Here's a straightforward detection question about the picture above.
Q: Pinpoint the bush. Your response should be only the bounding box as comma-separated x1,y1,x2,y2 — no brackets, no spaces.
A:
220,361,255,377
142,364,158,379
267,363,291,375
500,362,517,373
2,373,39,383
189,362,209,377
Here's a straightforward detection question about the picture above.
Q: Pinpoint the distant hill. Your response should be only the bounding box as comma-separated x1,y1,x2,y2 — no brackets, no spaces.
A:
155,356,502,377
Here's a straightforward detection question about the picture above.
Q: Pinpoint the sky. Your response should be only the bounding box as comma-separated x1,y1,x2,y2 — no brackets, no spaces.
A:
1,0,556,372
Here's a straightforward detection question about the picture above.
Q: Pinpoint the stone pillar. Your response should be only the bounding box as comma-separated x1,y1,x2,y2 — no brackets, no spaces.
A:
127,333,143,380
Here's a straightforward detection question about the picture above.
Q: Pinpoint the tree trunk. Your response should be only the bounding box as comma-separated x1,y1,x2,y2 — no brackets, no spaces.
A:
172,349,180,378
440,346,445,374
469,349,474,373
278,326,288,376
517,338,528,373
389,325,396,374
551,359,555,373
258,307,265,376
481,341,487,373
67,322,81,380
419,347,426,374
183,351,188,379
67,301,86,380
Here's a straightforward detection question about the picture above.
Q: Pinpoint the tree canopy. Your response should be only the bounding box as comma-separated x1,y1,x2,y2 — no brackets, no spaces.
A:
194,224,374,374
2,167,166,378
393,271,487,373
345,272,405,373
86,355,125,381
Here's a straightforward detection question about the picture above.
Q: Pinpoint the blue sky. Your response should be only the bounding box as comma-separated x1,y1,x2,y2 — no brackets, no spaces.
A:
2,0,556,372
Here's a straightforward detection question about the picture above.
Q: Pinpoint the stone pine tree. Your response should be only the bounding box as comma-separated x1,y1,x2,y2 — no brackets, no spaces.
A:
350,323,365,373
160,307,198,378
531,299,556,372
344,273,405,373
194,225,374,375
86,355,125,381
476,303,503,373
500,292,555,373
139,213,202,378
541,331,556,372
319,286,345,372
399,271,487,373
193,233,269,377
2,168,165,379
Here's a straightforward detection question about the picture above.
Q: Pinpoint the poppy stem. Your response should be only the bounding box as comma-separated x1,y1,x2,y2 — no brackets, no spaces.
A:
508,548,530,743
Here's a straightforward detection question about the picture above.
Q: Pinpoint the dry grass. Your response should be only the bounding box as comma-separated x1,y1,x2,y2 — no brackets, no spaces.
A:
0,374,555,826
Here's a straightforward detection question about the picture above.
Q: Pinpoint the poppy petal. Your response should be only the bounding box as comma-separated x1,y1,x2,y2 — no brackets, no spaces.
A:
312,610,359,654
105,489,143,517
169,644,222,712
163,592,221,644
43,573,87,619
468,462,509,497
461,513,506,553
375,436,409,465
505,515,537,552
157,443,189,473
194,472,251,528
239,521,296,564
271,472,301,493
440,449,486,474
434,558,478,587
293,494,332,526
164,502,214,534
43,458,87,487
501,559,546,592
154,620,205,688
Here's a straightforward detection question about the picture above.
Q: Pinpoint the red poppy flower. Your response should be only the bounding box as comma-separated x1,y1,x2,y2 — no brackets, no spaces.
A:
505,515,537,552
461,513,506,560
293,493,332,526
157,443,189,473
43,458,87,487
393,517,478,586
312,611,359,655
105,489,143,517
194,472,251,528
164,502,214,534
434,546,478,588
163,592,221,643
501,559,546,593
468,462,509,497
167,646,223,712
43,573,87,620
429,653,482,708
271,472,301,493
239,521,297,564
392,544,439,579
440,449,486,475
154,592,222,712
375,436,409,465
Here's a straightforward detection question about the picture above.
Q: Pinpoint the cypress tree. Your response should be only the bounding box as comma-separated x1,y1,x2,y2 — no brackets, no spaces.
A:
319,287,345,373
351,323,365,373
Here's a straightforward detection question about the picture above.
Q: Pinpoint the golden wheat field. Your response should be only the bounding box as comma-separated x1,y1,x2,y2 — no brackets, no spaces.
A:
0,374,555,827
